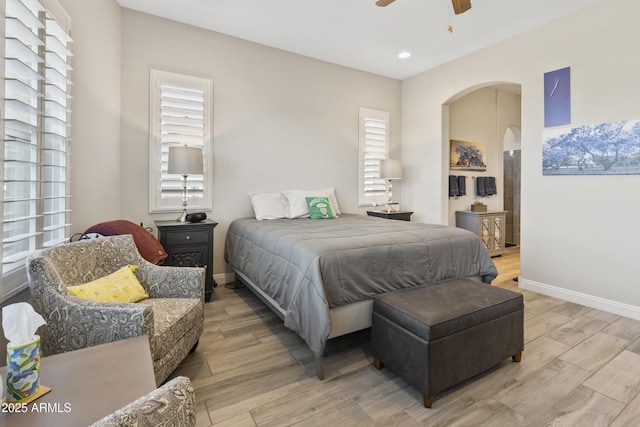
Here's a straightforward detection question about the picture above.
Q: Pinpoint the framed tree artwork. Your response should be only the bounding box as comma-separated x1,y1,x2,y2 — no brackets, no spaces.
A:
543,119,640,175
450,140,487,171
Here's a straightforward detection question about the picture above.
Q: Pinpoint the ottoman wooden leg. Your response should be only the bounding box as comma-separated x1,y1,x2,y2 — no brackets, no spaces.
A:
512,352,522,363
373,357,384,369
423,395,433,408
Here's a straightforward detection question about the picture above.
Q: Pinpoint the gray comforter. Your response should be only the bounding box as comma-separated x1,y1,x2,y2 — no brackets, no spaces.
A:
224,214,498,354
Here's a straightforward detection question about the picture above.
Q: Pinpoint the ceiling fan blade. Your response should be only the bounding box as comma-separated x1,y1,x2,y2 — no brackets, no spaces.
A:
451,0,472,15
376,0,396,7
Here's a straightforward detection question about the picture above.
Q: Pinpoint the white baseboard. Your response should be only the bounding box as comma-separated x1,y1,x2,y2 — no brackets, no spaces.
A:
519,278,640,321
214,272,235,286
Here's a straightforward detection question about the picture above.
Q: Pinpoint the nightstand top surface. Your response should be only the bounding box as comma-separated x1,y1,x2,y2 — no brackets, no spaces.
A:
155,218,218,227
455,210,507,215
367,210,414,214
366,210,413,221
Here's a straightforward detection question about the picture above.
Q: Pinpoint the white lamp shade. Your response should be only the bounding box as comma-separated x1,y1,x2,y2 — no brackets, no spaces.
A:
380,159,402,180
168,146,204,175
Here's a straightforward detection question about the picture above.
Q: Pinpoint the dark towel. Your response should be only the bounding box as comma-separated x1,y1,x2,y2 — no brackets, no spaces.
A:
476,176,497,196
449,175,459,197
486,177,497,195
476,177,486,196
457,176,466,196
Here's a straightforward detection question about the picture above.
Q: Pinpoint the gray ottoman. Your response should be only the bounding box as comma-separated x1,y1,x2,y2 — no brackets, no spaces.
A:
372,278,524,408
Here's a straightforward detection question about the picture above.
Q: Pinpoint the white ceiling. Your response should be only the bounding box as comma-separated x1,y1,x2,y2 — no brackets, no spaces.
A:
116,0,605,80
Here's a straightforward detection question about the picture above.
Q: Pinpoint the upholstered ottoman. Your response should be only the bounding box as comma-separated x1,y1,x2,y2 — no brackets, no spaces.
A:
372,278,524,408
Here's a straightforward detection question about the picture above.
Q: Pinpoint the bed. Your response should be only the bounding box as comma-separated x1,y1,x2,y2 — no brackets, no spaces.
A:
224,213,498,379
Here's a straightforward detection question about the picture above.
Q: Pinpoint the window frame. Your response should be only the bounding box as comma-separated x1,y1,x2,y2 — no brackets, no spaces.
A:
148,69,213,214
358,107,390,207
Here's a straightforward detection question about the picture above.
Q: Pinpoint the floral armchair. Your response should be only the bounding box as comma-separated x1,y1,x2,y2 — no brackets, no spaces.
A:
90,376,196,427
27,234,205,385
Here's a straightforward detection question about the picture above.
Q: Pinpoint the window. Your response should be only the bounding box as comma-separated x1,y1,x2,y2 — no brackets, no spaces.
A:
149,70,213,213
358,107,390,206
1,0,72,301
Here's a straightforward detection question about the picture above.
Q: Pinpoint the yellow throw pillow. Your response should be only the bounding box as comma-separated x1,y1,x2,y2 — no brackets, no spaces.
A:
67,265,149,303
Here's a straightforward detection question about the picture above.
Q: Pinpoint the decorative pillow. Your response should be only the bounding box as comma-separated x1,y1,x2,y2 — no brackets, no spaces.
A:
84,220,167,264
281,188,341,219
67,265,149,303
248,192,288,220
305,196,335,219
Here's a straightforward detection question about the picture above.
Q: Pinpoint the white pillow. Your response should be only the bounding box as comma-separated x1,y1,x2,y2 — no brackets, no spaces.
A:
281,190,311,218
281,188,341,218
248,193,288,220
320,187,342,216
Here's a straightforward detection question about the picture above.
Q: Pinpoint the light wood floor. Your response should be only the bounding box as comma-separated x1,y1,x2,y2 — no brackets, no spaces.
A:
174,247,640,426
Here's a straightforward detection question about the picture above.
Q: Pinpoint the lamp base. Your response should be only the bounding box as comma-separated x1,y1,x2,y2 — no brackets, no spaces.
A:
176,209,188,222
385,179,397,213
177,174,189,222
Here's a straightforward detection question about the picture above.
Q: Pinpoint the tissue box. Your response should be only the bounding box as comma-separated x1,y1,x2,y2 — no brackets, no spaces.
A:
6,335,41,402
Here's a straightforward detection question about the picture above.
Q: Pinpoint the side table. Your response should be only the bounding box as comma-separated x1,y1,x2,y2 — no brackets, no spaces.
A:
156,219,218,302
367,210,413,221
0,336,156,427
455,211,506,257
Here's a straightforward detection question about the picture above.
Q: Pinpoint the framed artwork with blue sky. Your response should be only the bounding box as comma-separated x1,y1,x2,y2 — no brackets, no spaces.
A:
544,67,571,127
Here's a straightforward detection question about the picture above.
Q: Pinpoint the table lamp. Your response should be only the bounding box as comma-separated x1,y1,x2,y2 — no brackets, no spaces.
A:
380,159,402,213
168,146,204,222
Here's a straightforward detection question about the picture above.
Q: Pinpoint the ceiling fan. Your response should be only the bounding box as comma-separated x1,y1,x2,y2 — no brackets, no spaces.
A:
376,0,472,15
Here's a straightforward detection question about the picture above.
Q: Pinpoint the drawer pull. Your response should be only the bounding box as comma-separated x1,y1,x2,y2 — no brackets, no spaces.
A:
185,235,191,241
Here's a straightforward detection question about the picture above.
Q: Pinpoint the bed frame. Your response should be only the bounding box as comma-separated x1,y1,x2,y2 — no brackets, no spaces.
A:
231,266,487,379
231,268,373,380
233,268,493,381
225,215,497,380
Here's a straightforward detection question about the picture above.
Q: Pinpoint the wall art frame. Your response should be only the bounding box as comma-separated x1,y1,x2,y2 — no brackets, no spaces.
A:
543,119,640,175
450,140,487,171
544,66,571,128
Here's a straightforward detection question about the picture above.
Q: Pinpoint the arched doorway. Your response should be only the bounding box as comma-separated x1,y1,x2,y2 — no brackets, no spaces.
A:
444,84,522,284
445,83,521,227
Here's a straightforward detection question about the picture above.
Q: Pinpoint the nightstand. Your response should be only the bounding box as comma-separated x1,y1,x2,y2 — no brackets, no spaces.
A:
367,210,413,221
155,219,218,302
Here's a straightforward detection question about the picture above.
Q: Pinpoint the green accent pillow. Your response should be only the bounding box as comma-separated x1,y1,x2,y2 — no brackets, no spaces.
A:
306,196,335,219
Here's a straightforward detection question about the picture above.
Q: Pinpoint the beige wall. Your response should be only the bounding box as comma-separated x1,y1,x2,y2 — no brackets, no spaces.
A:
60,0,122,232
402,0,640,317
118,10,401,278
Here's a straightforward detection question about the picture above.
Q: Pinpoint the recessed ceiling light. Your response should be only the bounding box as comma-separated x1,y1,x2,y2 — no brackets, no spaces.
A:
398,51,412,59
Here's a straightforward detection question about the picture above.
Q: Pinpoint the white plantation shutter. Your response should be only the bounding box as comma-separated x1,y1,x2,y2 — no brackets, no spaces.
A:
2,0,72,300
160,85,205,198
358,107,389,206
149,70,212,213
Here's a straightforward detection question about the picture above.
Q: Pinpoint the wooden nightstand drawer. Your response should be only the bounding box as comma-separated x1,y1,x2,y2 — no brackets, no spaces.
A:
165,230,210,246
